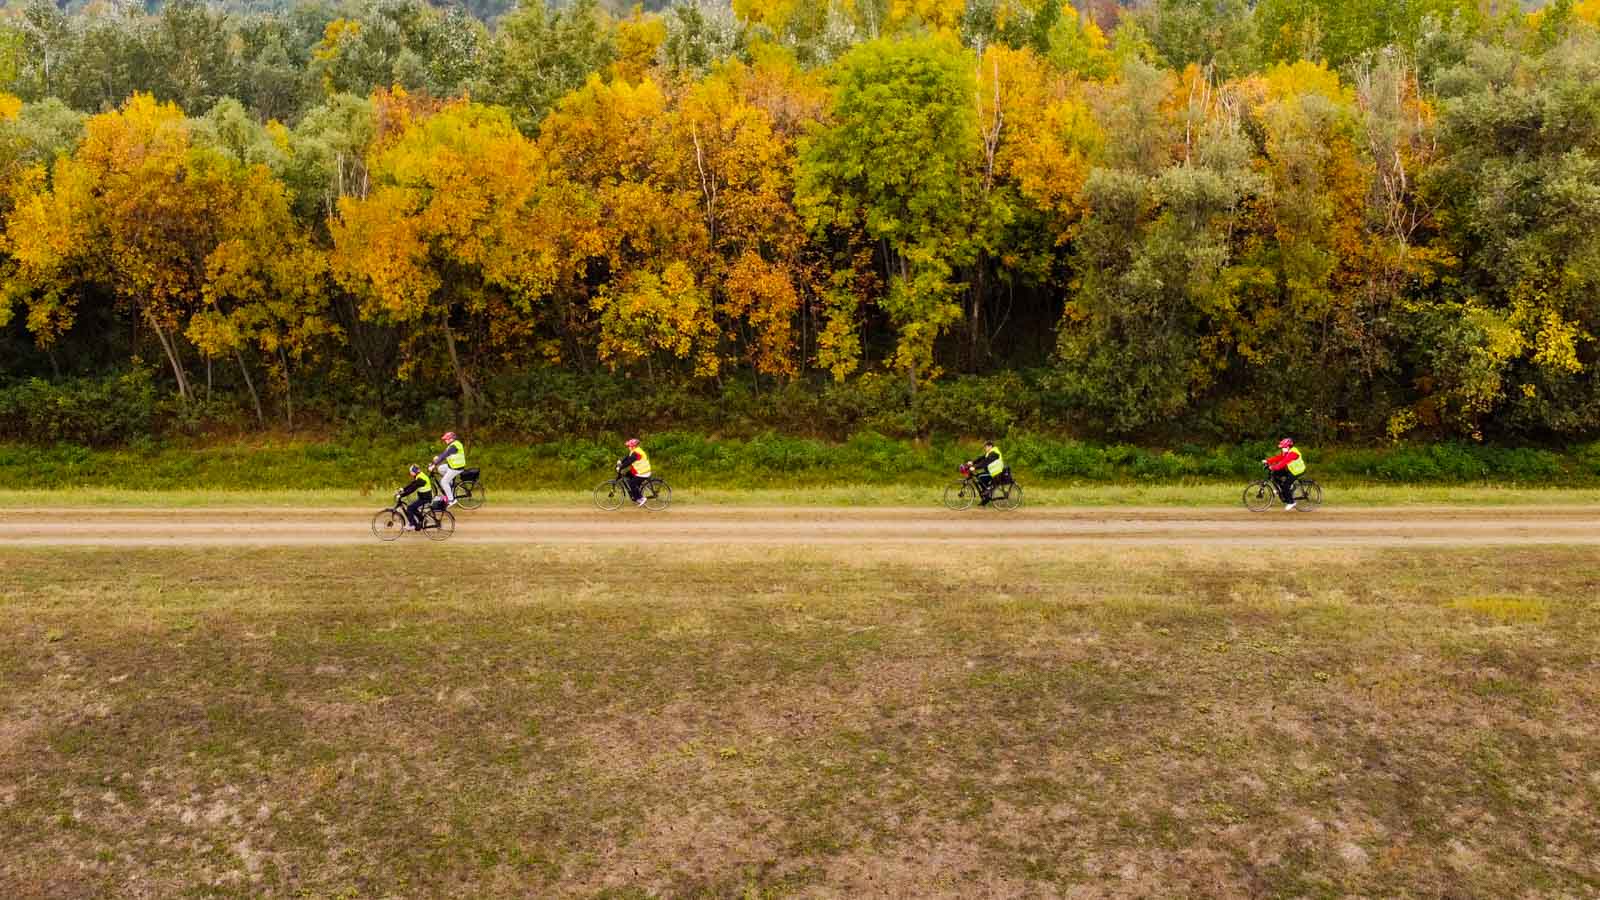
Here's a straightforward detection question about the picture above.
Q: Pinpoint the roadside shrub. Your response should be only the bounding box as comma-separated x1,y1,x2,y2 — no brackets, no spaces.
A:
554,437,617,474
752,382,832,435
1183,444,1262,478
1479,447,1563,480
841,430,909,474
841,374,915,437
650,431,738,472
914,373,1033,438
739,433,834,474
1574,441,1600,476
0,370,157,446
1007,434,1114,479
1355,443,1566,482
1131,450,1186,480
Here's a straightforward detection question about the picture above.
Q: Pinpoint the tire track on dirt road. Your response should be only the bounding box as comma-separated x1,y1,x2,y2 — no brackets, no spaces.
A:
1,506,1596,547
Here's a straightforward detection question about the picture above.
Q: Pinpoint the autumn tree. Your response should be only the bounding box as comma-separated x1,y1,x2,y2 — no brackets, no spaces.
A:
478,0,617,135
0,95,84,376
3,94,261,403
960,0,1066,54
1253,0,1483,69
676,61,815,378
1135,0,1257,77
964,43,1100,368
1051,60,1265,433
309,2,486,101
1416,33,1600,434
185,107,337,427
797,34,979,388
537,75,718,376
729,0,865,65
332,96,592,414
661,0,746,79
1225,61,1378,433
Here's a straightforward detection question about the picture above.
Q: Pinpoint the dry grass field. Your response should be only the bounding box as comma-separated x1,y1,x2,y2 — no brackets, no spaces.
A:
2,537,1598,897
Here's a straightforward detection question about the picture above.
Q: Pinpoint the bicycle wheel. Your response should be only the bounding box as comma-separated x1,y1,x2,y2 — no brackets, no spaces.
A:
593,480,624,511
991,482,1024,511
642,478,672,511
424,508,455,541
456,479,484,511
1293,479,1323,511
1243,481,1277,512
942,480,975,511
371,508,406,541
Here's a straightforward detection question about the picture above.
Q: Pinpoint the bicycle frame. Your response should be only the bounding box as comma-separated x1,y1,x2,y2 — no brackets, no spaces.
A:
964,473,1010,500
429,465,466,495
1261,464,1299,499
393,496,440,527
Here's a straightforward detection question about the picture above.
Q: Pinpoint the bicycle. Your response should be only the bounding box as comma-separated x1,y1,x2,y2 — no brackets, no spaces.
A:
433,465,485,511
943,463,1023,511
1243,463,1322,512
593,465,672,511
371,495,457,541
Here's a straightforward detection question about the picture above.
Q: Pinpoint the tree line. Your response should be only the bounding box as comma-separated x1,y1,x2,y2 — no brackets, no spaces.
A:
1,0,1598,442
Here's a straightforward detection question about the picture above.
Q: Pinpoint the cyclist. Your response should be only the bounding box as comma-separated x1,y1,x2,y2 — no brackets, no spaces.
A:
429,431,467,507
396,464,436,531
967,440,1005,506
617,438,652,508
1263,438,1306,511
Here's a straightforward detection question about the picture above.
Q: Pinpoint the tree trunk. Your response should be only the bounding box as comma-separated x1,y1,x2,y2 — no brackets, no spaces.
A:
278,346,295,431
800,291,809,376
563,295,591,373
146,311,192,403
46,347,61,379
692,127,718,244
235,349,265,427
970,263,985,373
441,314,476,427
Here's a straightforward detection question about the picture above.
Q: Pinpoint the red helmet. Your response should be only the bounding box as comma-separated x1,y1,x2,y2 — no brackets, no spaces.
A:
441,431,457,443
625,438,640,449
1279,438,1295,449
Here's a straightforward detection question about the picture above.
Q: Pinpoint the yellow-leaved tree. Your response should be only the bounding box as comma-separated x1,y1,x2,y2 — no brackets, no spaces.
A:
332,95,596,414
677,62,811,378
186,161,338,428
1230,61,1375,408
540,76,720,376
0,92,36,345
978,45,1101,246
4,94,286,404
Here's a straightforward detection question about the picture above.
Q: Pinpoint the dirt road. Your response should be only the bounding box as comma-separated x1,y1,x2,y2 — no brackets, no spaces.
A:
1,505,1596,547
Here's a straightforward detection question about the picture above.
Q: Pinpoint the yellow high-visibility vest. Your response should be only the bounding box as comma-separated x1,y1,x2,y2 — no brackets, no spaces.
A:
1287,446,1306,476
444,440,466,469
629,447,652,477
986,448,1005,477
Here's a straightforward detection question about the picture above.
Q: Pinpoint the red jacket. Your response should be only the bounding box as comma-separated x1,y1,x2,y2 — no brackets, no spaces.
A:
1265,449,1301,472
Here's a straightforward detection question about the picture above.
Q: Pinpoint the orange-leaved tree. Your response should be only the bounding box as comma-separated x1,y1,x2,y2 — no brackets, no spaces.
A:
675,61,814,378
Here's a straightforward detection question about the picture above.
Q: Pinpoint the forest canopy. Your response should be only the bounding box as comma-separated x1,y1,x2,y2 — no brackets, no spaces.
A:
1,0,1598,443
